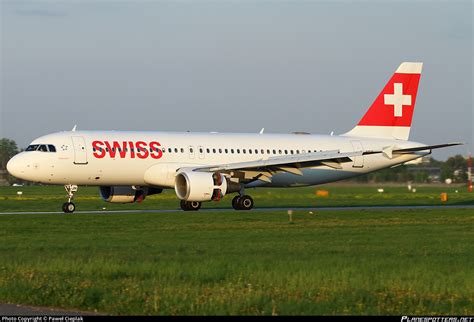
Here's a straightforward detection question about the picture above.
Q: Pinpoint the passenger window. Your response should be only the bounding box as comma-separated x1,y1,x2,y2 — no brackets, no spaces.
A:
237,149,240,154
278,150,282,154
175,148,178,153
249,149,252,154
169,148,172,153
267,149,270,154
231,149,234,154
255,149,258,154
243,149,246,154
219,148,222,153
206,148,210,153
225,149,228,153
181,148,184,153
189,148,193,153
290,150,294,154
261,149,264,154
199,148,203,153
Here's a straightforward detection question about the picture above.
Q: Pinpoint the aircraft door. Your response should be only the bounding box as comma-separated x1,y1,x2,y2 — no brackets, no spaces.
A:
188,146,195,159
350,140,364,168
71,136,88,165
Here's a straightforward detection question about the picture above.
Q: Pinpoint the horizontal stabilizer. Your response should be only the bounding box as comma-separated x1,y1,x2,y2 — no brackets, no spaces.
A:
393,142,463,154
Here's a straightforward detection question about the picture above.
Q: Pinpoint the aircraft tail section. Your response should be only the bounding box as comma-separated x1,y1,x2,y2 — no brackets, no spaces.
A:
343,62,423,140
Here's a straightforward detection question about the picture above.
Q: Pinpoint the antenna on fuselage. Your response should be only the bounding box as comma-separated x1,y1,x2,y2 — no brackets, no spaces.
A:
259,128,265,134
71,125,77,132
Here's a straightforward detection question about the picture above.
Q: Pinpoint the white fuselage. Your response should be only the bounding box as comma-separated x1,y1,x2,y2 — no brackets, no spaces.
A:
7,130,426,188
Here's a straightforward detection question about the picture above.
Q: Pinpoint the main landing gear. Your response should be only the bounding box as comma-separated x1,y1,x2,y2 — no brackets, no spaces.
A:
180,200,202,211
179,195,254,211
62,184,78,213
232,195,254,211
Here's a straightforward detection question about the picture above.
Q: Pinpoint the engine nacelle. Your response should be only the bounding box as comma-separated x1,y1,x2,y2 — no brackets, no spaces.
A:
99,186,162,203
174,172,227,202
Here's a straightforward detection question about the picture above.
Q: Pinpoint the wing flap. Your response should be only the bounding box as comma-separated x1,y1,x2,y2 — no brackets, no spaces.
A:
194,150,363,173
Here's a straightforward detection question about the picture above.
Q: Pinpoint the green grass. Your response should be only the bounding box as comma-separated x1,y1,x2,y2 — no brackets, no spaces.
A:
0,184,473,212
0,208,473,315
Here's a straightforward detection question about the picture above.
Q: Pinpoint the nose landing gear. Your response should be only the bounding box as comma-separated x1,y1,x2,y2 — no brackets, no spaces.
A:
63,184,78,213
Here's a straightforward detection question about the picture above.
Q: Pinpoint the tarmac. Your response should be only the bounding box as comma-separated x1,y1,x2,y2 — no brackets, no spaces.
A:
0,204,473,216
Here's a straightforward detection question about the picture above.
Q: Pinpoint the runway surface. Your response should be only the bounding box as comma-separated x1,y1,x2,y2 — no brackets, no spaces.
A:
0,204,473,215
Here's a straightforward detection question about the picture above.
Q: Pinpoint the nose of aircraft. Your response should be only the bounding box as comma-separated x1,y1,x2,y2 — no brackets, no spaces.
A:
6,154,24,179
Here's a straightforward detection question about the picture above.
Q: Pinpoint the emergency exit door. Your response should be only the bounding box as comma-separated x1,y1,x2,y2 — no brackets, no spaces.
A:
350,140,364,168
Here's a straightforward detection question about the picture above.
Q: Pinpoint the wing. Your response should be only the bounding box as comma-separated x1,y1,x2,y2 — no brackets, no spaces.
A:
189,150,370,183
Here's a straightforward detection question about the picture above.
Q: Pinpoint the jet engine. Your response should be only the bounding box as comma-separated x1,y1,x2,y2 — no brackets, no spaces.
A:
174,171,227,202
99,186,162,203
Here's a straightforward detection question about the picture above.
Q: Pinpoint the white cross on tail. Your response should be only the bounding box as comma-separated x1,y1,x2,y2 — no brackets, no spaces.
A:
384,83,412,117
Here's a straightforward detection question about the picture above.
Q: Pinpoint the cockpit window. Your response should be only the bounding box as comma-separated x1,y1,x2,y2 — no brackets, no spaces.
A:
25,144,57,152
26,144,39,151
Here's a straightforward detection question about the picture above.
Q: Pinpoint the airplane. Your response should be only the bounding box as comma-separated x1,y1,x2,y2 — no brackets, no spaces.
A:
6,62,461,213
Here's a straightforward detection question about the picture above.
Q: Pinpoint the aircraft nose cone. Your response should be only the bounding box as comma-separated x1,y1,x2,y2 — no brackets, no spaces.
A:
6,155,23,179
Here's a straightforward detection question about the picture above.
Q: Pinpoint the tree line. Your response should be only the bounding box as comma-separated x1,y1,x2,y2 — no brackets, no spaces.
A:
355,155,469,184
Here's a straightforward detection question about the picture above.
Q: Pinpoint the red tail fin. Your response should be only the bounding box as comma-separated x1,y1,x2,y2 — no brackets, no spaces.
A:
344,62,423,140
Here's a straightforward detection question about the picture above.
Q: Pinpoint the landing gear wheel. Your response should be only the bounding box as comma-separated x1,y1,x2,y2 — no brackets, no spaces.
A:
62,202,75,213
233,195,254,210
232,195,241,210
238,195,254,210
180,200,202,211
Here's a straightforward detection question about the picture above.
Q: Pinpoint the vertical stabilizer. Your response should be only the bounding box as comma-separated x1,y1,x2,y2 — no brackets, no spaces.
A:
343,62,423,140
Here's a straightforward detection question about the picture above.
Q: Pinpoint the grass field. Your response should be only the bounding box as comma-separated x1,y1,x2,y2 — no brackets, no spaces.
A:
0,184,473,212
0,185,473,315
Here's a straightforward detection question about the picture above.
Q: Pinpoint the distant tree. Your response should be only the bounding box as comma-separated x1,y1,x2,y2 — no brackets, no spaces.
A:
0,138,19,170
441,155,467,182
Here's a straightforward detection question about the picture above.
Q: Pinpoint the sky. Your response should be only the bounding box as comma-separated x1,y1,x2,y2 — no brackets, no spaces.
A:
1,0,472,160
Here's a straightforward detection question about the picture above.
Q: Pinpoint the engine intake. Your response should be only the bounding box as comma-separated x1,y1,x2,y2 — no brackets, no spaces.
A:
175,171,227,202
99,186,162,203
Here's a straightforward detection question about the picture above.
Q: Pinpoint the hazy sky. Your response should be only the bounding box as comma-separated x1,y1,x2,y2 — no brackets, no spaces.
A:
1,0,472,160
